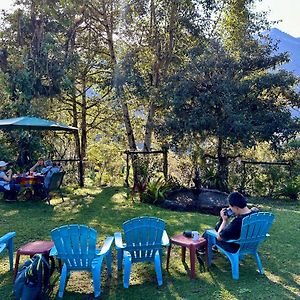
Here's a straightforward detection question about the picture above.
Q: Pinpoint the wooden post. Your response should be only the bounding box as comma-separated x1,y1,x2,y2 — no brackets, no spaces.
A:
240,162,246,193
163,147,168,180
79,159,84,187
125,151,130,187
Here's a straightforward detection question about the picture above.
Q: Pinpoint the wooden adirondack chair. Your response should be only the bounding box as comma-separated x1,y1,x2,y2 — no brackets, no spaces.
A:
207,212,275,280
114,216,169,288
0,231,16,271
50,224,113,298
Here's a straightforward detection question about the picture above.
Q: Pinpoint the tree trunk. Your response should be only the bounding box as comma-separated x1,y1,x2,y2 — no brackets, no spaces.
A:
71,91,83,187
101,2,139,186
216,137,229,192
81,77,87,160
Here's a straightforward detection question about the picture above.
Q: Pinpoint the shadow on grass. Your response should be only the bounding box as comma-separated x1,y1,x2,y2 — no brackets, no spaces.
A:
0,186,299,299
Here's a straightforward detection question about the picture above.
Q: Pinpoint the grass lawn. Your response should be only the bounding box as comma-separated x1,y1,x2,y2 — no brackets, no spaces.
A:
0,186,299,299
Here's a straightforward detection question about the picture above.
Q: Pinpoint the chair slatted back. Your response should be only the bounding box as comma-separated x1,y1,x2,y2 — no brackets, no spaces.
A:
123,216,165,262
48,171,65,192
51,224,97,270
238,212,275,253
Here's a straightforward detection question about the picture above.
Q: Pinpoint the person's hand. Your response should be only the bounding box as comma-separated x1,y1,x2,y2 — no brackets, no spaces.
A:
6,169,12,175
220,208,228,221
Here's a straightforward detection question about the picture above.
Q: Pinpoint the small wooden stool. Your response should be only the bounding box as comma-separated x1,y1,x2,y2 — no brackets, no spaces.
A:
166,233,208,279
13,240,55,281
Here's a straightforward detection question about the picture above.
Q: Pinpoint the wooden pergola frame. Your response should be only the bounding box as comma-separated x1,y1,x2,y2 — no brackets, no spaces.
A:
124,148,168,188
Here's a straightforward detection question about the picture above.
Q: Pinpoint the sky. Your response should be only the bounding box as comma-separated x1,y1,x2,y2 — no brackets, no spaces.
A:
254,0,300,37
0,0,300,37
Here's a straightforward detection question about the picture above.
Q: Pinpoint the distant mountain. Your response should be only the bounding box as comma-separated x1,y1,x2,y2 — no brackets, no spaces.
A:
268,28,300,120
269,28,300,76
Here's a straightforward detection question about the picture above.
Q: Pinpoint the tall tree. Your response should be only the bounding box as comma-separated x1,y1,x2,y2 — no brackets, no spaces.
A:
160,39,300,191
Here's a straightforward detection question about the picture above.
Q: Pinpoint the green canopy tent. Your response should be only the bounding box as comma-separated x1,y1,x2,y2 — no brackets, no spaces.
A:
0,116,83,186
0,116,78,132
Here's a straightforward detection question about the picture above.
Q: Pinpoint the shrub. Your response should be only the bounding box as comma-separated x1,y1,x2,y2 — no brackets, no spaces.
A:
279,175,300,201
140,177,177,204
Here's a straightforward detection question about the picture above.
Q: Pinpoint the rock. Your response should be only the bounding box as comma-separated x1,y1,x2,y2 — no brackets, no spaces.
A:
160,188,229,215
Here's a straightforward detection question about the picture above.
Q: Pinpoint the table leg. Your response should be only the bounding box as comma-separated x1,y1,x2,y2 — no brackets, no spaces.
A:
189,245,196,279
181,246,186,263
13,252,21,281
166,243,172,272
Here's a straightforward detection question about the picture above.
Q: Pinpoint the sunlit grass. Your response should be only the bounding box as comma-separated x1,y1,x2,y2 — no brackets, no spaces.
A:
0,187,299,299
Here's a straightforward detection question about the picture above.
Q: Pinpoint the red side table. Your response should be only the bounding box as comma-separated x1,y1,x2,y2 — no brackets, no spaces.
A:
166,233,208,279
13,240,55,281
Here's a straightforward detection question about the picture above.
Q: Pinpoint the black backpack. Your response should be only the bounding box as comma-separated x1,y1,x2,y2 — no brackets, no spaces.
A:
13,254,51,300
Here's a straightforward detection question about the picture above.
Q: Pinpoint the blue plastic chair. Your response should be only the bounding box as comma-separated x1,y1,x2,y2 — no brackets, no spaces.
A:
50,224,113,298
114,216,169,288
0,231,16,271
207,212,275,280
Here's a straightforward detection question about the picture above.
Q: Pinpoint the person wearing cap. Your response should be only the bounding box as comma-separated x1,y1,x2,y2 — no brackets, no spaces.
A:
0,160,20,202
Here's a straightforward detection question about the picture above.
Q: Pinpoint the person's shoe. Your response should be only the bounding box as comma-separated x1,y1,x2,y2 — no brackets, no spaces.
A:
196,248,205,255
212,245,218,252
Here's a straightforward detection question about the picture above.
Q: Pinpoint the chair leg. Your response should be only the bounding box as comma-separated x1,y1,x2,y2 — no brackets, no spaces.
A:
117,249,123,271
13,252,21,281
58,264,68,298
106,249,112,276
154,250,163,286
123,251,132,288
254,252,264,275
7,238,14,271
229,254,240,280
59,189,64,202
207,235,216,267
92,259,102,298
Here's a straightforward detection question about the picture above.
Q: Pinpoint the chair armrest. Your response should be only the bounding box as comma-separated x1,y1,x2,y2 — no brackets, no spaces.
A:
49,245,58,256
206,229,218,238
161,230,170,247
225,239,239,243
0,231,16,244
206,229,239,243
114,232,125,250
99,236,114,256
0,243,6,253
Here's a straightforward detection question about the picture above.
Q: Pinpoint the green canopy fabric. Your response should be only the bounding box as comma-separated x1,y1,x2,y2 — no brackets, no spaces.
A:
0,116,78,132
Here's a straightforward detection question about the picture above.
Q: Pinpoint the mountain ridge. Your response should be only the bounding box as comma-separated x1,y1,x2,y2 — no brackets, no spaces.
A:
269,28,300,76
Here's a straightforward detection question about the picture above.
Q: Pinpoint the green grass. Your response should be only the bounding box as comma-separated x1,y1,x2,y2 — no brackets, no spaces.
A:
0,187,299,299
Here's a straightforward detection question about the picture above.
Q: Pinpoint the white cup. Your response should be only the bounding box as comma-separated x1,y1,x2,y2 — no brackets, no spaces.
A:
192,231,199,241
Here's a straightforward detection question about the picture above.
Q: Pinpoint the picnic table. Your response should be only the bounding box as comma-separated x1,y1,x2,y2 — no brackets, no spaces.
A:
13,173,44,187
12,173,44,200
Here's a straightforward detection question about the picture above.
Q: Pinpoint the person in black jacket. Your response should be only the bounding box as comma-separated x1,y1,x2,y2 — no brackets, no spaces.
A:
214,191,256,253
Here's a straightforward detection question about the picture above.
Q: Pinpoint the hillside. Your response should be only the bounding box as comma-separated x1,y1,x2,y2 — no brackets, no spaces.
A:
269,28,300,119
269,28,300,76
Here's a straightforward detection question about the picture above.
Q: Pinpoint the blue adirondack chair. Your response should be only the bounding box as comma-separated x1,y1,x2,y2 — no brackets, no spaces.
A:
207,212,275,280
114,216,169,288
50,224,114,298
0,231,16,271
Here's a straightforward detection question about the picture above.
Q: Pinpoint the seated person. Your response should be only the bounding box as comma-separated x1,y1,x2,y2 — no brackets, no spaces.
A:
0,161,20,202
203,192,257,253
32,160,61,199
42,160,61,189
30,158,45,174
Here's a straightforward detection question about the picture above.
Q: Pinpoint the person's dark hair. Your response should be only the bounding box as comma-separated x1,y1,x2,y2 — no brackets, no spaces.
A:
228,192,247,208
